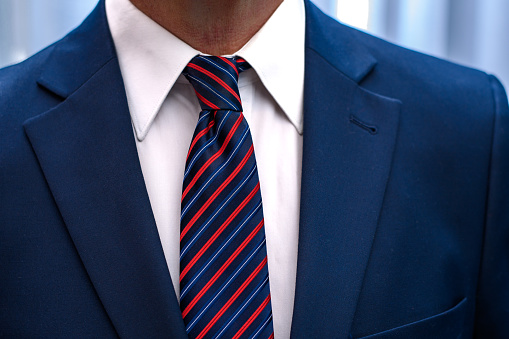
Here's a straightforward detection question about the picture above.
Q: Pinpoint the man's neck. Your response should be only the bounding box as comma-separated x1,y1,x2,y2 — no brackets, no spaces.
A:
129,0,284,55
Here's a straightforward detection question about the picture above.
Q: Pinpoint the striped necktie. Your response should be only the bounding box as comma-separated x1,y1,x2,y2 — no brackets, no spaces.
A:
180,55,274,339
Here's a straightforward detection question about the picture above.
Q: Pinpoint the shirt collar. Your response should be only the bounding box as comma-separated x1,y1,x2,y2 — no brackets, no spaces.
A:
237,0,305,134
106,0,305,140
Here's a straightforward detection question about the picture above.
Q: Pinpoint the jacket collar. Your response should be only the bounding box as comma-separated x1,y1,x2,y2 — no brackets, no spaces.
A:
304,0,377,84
36,2,116,98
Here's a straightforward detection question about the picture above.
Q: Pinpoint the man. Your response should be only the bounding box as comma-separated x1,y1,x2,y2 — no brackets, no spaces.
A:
1,0,507,337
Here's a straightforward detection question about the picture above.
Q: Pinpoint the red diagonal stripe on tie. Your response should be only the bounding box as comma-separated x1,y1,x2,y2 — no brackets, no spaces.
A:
196,257,268,339
219,57,238,76
232,294,271,339
187,119,216,159
181,145,254,240
269,333,274,339
181,219,264,318
187,63,241,103
195,91,219,110
180,182,260,280
182,113,244,201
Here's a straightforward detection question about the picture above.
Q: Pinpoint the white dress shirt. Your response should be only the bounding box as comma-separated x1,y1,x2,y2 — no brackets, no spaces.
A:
106,0,305,337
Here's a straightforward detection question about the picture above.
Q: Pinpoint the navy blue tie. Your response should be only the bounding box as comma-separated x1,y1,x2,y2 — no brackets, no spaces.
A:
180,55,274,339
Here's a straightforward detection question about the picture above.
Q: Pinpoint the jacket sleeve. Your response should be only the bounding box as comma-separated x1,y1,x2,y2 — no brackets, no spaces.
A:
474,75,509,338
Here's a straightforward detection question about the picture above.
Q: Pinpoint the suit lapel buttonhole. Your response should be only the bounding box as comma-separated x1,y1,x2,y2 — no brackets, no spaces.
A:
349,114,378,135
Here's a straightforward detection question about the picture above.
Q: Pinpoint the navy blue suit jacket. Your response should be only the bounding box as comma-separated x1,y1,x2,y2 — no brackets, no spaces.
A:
1,1,508,338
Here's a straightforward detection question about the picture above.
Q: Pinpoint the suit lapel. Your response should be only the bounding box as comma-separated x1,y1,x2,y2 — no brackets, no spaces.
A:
23,2,187,338
291,3,401,338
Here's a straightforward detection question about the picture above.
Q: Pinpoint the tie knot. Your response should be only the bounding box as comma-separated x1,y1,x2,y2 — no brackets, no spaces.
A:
184,55,250,111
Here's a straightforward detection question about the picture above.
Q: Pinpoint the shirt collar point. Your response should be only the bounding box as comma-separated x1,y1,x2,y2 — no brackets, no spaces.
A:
132,119,147,142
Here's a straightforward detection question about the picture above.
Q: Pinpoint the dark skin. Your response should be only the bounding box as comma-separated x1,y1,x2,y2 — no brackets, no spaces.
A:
129,0,284,55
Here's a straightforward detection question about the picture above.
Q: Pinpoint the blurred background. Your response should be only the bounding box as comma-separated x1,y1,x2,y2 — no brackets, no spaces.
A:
1,0,508,88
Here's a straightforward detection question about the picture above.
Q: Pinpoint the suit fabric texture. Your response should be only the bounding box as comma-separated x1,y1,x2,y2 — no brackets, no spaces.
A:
1,1,508,338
